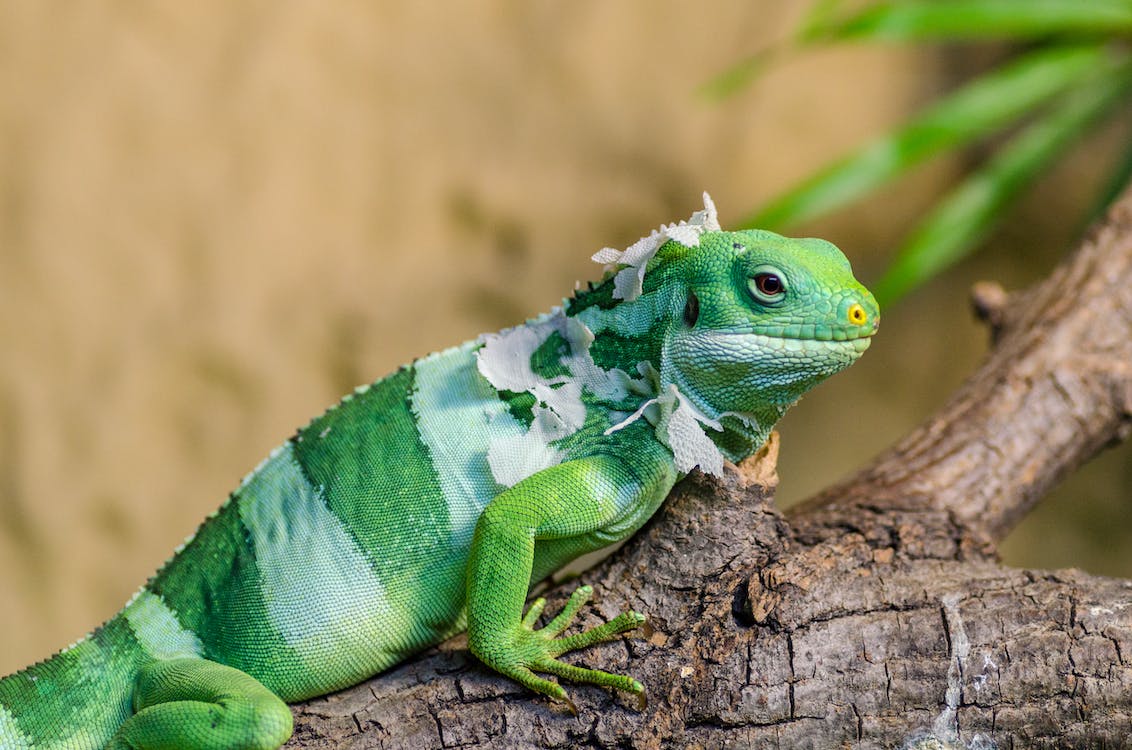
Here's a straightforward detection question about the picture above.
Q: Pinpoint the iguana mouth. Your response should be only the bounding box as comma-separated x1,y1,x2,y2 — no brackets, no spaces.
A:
747,321,879,343
697,329,876,353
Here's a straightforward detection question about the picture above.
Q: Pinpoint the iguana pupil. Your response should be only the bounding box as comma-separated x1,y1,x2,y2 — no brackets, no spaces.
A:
754,273,783,296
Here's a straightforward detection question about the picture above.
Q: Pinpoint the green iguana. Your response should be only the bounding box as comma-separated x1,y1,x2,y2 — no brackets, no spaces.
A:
0,194,878,750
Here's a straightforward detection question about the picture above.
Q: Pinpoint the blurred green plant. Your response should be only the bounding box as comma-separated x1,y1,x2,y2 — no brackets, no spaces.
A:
705,0,1132,305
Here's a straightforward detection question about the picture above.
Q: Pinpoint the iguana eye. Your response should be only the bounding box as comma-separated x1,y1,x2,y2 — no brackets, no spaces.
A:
747,267,787,305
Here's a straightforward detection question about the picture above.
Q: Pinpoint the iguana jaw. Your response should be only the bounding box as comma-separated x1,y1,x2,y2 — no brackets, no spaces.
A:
664,328,875,426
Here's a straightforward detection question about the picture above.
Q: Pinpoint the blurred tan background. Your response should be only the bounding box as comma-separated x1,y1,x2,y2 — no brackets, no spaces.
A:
2,2,1130,675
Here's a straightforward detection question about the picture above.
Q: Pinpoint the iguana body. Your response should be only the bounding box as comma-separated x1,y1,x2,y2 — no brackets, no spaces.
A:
0,195,878,750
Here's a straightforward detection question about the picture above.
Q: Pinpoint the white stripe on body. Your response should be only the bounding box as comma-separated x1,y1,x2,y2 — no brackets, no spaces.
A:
410,344,526,540
122,590,204,660
237,445,400,665
0,705,30,750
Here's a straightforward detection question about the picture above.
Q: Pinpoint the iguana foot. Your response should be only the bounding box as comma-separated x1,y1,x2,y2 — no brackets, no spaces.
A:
485,584,647,708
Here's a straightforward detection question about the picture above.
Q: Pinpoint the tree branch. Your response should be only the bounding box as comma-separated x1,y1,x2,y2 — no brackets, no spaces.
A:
794,192,1132,549
286,191,1132,749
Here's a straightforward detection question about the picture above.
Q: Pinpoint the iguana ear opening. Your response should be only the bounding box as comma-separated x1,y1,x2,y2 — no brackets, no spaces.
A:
683,290,700,327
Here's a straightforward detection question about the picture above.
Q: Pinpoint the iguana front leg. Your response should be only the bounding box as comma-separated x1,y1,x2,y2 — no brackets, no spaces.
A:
465,448,675,709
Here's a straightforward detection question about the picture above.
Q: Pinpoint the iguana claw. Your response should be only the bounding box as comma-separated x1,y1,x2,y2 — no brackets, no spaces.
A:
487,584,648,709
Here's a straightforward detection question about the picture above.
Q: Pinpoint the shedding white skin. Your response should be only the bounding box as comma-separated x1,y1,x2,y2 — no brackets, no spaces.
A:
605,364,727,476
478,192,730,484
481,407,570,489
477,310,635,486
588,192,730,474
592,192,720,302
477,314,572,487
606,387,726,476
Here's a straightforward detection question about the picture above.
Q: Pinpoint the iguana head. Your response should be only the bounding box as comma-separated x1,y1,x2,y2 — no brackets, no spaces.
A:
660,228,878,419
570,194,878,470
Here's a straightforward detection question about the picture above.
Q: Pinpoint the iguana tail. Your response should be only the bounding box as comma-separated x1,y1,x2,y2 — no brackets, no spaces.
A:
0,612,149,750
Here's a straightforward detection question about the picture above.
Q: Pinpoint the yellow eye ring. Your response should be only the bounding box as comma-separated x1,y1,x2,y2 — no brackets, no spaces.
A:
847,303,868,326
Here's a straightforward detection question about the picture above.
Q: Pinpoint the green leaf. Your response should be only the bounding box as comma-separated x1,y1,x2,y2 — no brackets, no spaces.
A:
700,0,844,100
873,63,1132,304
698,48,778,101
796,0,849,41
807,0,1132,42
743,43,1112,230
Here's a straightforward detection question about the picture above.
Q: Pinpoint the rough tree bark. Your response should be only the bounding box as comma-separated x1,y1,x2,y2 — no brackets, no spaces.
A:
286,192,1132,749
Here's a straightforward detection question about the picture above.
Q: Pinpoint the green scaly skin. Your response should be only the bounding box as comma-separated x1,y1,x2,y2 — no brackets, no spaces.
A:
0,195,878,749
